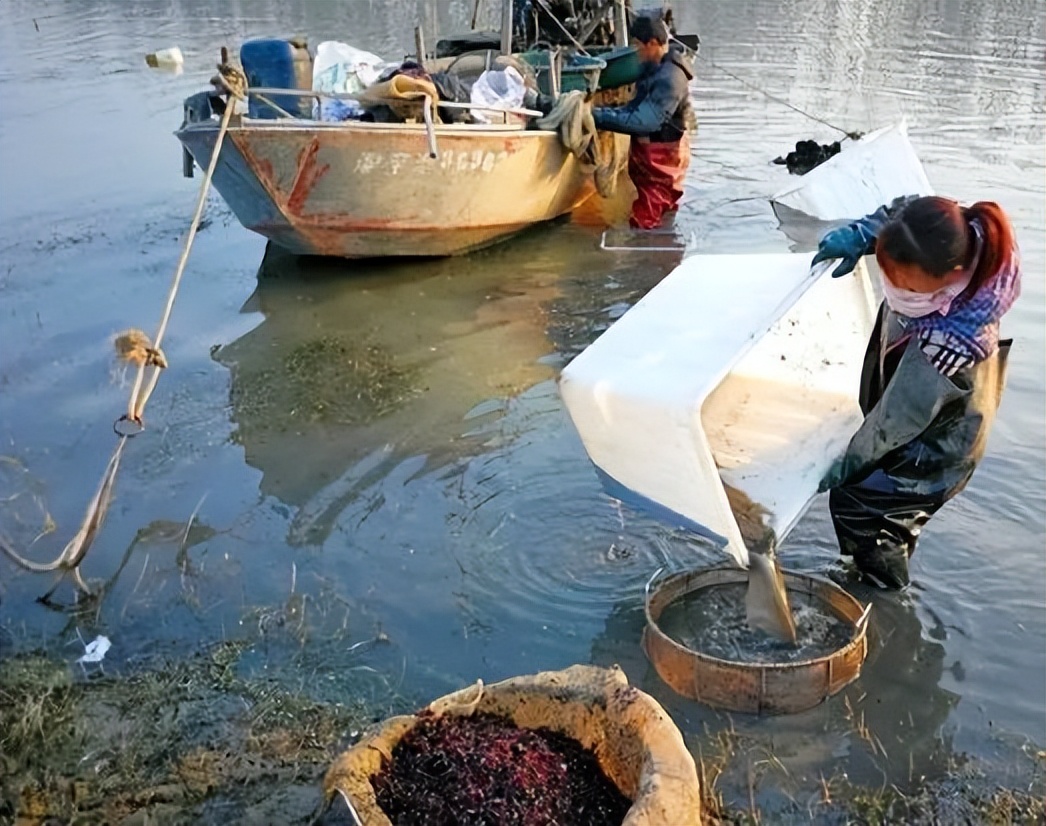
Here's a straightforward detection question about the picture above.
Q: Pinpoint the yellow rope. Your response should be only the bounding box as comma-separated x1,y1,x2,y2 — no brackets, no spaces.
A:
127,62,245,424
534,90,619,197
0,60,247,596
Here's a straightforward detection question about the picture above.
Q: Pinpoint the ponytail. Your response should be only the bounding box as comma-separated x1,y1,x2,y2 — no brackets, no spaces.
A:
963,201,1018,293
877,196,1017,293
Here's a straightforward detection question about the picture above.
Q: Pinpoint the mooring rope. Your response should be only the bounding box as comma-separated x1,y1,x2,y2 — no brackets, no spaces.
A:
0,58,247,598
668,35,860,141
0,438,126,595
126,61,247,425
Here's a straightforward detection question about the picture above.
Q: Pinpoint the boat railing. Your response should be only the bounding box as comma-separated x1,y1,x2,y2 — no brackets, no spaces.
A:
244,87,543,123
233,87,545,158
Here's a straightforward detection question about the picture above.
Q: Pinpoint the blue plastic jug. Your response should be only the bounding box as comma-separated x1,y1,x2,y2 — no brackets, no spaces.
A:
240,38,313,119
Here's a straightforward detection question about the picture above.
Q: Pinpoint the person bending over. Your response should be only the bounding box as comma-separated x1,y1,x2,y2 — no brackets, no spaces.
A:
813,195,1021,588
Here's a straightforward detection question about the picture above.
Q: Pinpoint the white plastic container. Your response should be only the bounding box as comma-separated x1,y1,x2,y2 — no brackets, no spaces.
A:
770,121,934,222
558,253,880,567
145,46,184,69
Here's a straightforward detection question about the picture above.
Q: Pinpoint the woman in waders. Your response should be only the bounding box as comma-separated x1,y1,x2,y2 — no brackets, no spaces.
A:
813,195,1021,589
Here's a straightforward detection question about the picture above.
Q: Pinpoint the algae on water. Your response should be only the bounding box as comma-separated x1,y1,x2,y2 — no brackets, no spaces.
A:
226,334,421,441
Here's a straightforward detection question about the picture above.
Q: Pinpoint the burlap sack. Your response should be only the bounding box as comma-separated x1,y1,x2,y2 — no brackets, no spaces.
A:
321,664,701,825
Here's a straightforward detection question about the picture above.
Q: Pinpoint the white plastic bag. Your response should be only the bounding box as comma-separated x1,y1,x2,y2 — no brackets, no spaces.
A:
469,66,526,123
313,41,387,120
76,634,111,673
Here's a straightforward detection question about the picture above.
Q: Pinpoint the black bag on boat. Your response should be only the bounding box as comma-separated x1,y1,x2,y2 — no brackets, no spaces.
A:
435,32,502,58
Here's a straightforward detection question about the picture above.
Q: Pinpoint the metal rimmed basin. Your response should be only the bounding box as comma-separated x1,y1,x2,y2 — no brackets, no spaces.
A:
642,567,870,715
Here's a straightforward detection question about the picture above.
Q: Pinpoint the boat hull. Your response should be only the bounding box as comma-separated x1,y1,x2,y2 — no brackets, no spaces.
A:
177,120,601,257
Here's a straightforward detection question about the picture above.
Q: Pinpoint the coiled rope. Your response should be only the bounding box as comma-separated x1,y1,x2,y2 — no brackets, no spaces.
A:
0,57,247,601
535,90,621,197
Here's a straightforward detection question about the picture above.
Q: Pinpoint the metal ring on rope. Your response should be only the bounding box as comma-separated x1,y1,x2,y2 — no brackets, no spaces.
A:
113,415,144,438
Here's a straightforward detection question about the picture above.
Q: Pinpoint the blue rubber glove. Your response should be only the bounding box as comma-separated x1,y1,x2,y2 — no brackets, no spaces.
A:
811,195,921,278
817,454,852,493
810,224,877,278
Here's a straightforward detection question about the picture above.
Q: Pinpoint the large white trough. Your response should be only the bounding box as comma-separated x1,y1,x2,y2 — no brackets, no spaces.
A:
558,253,881,566
771,121,934,222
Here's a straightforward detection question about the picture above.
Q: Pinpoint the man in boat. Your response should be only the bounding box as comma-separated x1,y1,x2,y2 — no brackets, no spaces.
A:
590,13,694,230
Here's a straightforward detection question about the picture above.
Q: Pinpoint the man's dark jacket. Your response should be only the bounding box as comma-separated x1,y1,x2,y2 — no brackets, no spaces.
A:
592,46,693,142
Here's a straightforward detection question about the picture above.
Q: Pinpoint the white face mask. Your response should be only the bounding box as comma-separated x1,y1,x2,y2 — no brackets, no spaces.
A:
881,219,983,318
881,269,973,318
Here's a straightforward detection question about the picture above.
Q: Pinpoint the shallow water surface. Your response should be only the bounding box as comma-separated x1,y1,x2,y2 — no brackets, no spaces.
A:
0,0,1043,819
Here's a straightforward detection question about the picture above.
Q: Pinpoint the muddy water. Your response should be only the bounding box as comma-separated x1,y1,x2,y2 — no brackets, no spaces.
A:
0,0,1043,818
656,583,853,664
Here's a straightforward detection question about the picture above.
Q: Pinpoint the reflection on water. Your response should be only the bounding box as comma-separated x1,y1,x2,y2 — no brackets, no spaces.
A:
0,0,1043,817
215,241,565,545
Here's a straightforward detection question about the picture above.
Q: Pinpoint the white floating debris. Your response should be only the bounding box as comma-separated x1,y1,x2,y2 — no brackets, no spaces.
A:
145,47,184,70
77,635,111,665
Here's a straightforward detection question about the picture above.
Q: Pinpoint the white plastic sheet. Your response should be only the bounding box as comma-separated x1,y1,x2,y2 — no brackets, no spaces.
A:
312,41,387,121
770,121,934,221
469,66,526,123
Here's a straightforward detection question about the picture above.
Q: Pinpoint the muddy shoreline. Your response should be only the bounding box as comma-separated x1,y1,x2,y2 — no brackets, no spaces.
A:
1,640,369,825
3,643,1042,825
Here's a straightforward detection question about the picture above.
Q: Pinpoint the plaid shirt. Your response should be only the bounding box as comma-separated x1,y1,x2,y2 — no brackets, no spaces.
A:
901,221,1022,376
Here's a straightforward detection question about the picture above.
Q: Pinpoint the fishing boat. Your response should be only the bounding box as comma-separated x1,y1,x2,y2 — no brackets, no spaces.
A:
175,1,644,258
177,114,609,258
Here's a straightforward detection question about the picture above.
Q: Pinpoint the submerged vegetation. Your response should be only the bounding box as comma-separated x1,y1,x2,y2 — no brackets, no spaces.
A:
694,721,1045,826
225,333,422,440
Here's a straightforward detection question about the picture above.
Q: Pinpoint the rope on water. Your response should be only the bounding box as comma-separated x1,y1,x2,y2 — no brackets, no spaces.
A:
694,51,861,140
0,57,247,599
0,438,126,598
673,33,861,141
